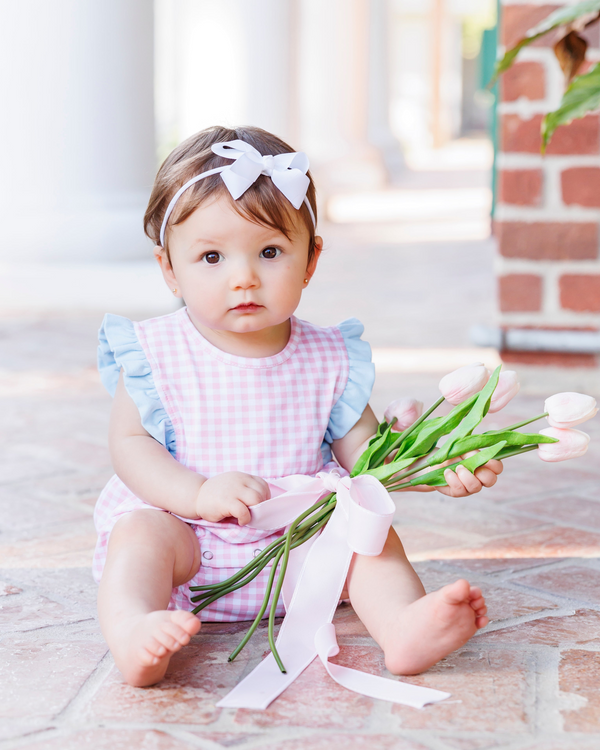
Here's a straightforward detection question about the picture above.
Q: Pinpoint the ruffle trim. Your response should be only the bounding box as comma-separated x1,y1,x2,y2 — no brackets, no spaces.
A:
97,314,177,457
324,318,375,443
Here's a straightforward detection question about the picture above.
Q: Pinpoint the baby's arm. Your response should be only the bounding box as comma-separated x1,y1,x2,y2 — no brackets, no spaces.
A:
109,372,269,524
331,405,502,496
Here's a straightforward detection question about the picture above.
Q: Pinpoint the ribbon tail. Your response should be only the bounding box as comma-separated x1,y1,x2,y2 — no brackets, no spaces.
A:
282,532,319,611
216,499,353,709
315,624,451,709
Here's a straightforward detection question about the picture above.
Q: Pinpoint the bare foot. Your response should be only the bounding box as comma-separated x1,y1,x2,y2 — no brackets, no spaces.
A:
113,610,201,687
383,579,488,675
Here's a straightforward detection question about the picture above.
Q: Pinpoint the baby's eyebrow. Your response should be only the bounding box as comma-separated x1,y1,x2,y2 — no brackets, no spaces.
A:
190,238,221,247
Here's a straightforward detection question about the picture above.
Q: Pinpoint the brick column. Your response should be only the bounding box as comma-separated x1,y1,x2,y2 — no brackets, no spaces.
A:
495,1,600,367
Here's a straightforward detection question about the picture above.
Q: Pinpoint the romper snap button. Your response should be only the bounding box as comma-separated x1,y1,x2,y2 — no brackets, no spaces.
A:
202,550,214,560
253,549,261,558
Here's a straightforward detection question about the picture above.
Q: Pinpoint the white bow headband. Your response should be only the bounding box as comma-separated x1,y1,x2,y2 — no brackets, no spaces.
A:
159,139,316,246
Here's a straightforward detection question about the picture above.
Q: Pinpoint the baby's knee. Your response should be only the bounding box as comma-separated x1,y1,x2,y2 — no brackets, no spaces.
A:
110,509,167,543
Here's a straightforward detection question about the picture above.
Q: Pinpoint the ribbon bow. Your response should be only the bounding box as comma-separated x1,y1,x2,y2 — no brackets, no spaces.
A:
211,140,310,210
159,139,315,247
215,470,450,710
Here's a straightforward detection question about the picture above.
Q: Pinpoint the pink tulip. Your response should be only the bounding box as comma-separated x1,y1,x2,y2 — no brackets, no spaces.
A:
537,427,590,462
545,392,598,429
439,363,490,405
488,371,520,413
384,398,424,432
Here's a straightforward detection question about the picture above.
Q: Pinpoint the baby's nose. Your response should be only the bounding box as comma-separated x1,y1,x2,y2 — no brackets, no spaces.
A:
230,261,259,288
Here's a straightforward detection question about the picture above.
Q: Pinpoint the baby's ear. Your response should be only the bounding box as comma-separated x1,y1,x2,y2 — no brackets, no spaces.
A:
306,236,323,278
153,245,167,265
154,246,178,289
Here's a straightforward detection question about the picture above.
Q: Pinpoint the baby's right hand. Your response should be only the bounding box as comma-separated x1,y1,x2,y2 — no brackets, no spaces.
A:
194,472,271,525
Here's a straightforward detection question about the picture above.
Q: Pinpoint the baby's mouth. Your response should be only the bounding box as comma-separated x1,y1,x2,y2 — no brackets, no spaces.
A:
231,303,263,312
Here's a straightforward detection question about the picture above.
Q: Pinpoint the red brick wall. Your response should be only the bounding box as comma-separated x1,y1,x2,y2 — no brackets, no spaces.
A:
496,1,600,366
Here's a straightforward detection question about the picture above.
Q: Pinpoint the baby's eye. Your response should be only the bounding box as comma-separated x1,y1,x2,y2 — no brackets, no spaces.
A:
201,251,223,265
260,246,281,259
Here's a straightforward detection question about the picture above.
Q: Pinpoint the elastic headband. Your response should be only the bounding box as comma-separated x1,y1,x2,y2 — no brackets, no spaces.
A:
159,139,316,246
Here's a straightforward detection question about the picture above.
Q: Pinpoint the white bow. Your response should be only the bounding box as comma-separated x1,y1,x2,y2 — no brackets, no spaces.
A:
211,140,310,210
159,139,315,247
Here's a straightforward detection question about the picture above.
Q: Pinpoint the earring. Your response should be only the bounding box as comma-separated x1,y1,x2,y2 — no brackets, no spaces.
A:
172,288,177,295
304,279,309,284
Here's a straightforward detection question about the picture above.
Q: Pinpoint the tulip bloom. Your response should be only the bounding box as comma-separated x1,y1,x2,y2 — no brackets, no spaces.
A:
384,398,424,432
545,392,598,429
537,427,590,462
488,371,520,413
439,363,490,406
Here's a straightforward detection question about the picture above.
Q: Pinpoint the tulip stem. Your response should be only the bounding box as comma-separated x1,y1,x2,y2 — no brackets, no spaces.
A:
383,451,436,482
486,412,548,434
495,444,539,460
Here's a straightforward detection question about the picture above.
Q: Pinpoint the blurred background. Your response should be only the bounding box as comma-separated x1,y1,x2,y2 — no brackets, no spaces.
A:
0,0,598,399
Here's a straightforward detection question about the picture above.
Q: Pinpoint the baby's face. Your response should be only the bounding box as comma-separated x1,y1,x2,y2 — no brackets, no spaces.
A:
158,195,318,343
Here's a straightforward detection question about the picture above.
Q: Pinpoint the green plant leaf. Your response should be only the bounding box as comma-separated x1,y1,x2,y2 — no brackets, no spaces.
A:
407,441,507,488
431,366,501,463
542,62,600,150
399,394,479,460
428,429,557,468
490,0,600,84
351,419,397,476
364,455,425,483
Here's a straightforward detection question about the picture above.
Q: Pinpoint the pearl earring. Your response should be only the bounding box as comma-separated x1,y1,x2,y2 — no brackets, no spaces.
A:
304,279,309,284
172,288,177,295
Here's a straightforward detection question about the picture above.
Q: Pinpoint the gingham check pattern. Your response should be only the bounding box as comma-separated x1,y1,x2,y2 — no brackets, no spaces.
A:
93,309,349,621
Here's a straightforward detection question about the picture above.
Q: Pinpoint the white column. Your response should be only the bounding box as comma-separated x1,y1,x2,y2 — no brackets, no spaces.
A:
368,0,405,180
0,0,155,261
155,0,297,148
298,0,388,194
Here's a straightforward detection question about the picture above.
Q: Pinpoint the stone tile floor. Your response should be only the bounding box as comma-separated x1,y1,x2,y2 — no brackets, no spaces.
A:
1,306,600,749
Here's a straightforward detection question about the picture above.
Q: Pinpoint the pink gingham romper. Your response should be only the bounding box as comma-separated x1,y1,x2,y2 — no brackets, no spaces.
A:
93,307,374,621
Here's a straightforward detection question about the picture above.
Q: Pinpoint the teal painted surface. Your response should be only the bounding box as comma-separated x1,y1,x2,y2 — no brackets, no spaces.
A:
482,1,501,217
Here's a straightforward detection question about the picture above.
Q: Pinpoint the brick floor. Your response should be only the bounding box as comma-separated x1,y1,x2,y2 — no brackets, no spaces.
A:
1,237,600,748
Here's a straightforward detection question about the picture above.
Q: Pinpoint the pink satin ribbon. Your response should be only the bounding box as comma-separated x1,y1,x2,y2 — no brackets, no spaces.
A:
216,469,451,710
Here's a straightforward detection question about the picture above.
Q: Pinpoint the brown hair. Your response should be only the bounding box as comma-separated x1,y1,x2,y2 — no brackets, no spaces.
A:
144,125,318,266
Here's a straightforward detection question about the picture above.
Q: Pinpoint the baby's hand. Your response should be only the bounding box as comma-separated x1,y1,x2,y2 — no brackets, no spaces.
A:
194,472,271,525
411,454,503,498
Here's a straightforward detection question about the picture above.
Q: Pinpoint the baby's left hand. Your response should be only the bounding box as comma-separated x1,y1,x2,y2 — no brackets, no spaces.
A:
410,454,503,497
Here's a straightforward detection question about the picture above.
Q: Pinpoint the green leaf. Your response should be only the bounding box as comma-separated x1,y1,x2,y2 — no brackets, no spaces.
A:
428,429,557,468
364,455,425,483
399,395,479,460
490,0,600,85
495,440,557,461
431,367,501,462
351,419,397,476
408,441,507,488
542,62,600,150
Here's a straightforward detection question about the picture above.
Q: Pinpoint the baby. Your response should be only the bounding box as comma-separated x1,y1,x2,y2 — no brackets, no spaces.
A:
94,125,502,688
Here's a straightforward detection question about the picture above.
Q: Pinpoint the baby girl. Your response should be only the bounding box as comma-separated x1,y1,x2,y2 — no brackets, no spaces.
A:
94,125,502,688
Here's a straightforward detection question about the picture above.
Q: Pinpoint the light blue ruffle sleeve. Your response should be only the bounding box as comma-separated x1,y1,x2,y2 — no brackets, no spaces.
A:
324,318,376,447
98,314,177,457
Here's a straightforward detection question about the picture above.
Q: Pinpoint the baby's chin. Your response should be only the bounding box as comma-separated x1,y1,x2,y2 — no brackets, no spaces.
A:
188,309,292,339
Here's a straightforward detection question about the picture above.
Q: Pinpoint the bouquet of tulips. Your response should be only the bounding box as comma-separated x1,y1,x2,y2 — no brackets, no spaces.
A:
189,364,597,671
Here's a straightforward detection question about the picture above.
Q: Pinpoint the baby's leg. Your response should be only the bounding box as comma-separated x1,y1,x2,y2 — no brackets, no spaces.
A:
346,527,488,675
98,509,202,687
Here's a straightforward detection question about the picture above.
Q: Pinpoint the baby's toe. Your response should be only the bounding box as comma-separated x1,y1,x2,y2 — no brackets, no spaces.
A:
170,610,201,636
153,627,183,652
470,596,486,611
140,638,167,663
160,621,194,647
475,615,489,629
